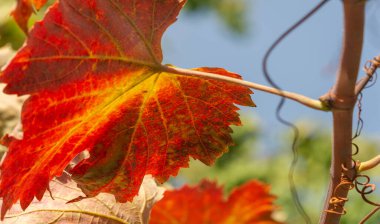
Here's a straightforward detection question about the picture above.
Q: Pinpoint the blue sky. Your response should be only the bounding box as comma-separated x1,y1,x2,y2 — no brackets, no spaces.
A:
162,0,380,139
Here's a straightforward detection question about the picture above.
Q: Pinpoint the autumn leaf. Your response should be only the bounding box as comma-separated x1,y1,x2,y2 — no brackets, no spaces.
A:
2,174,165,224
150,180,282,224
0,0,255,218
11,0,49,33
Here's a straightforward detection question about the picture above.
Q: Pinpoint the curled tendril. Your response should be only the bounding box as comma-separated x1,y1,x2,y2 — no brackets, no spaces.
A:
261,1,329,223
351,142,359,156
354,173,380,223
325,177,353,214
325,71,380,221
363,57,380,89
325,153,380,221
354,56,380,223
353,93,364,140
325,161,357,215
354,175,380,206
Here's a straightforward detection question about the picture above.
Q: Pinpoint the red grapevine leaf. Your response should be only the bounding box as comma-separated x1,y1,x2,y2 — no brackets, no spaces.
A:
150,180,282,224
0,0,255,218
11,0,49,33
11,0,32,33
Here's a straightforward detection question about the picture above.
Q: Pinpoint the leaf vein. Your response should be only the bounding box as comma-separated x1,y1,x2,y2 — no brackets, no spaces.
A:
153,87,169,176
108,0,159,64
24,71,156,185
186,95,232,120
171,77,211,162
64,0,125,57
5,209,129,224
51,21,92,56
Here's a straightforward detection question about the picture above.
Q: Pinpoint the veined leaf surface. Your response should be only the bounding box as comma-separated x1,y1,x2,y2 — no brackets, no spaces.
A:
0,0,255,218
2,174,164,224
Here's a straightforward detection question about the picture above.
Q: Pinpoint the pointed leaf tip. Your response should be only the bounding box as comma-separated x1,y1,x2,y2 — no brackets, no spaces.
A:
11,0,49,33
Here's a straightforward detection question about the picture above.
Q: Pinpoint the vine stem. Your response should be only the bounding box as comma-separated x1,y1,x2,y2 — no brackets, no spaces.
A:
358,155,380,173
160,65,329,111
319,1,365,224
355,55,380,95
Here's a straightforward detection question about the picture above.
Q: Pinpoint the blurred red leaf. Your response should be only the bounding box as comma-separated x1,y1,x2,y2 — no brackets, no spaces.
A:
0,0,254,218
32,0,48,9
11,0,49,33
150,180,282,224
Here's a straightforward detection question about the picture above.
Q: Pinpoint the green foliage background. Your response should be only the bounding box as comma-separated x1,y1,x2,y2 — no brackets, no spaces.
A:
173,117,380,224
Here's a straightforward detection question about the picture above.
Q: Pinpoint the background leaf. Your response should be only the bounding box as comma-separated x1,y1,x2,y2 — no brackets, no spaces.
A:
185,0,248,34
2,174,164,224
11,0,49,33
150,179,281,224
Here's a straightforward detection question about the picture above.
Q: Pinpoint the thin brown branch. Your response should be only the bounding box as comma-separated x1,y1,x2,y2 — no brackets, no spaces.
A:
355,55,380,95
319,1,366,224
161,65,329,111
